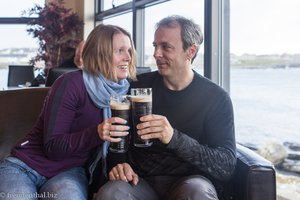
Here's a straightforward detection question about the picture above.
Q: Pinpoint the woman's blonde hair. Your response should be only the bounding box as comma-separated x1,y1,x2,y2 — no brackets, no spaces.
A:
82,24,136,81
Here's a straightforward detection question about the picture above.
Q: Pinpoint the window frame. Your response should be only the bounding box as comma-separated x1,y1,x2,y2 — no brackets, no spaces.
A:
95,0,229,92
0,0,230,91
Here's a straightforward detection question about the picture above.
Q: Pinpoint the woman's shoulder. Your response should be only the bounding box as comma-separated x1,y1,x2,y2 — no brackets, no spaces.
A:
62,69,82,79
50,69,85,93
55,69,83,85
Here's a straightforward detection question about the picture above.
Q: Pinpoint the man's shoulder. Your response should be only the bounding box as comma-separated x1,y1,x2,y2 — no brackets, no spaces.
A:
194,72,226,90
192,71,230,100
130,71,159,88
137,70,158,78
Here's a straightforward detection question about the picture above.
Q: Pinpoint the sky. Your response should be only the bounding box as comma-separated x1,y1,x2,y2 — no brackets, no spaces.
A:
0,0,299,55
0,0,44,50
230,0,300,55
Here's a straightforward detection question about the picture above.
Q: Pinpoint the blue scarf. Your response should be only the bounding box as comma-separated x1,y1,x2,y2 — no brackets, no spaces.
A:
82,70,129,182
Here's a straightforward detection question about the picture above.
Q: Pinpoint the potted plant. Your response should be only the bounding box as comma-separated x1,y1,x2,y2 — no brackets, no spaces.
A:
24,0,84,70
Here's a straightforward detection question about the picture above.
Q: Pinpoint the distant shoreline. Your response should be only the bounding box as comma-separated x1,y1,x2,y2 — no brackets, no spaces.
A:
1,65,300,70
231,63,300,69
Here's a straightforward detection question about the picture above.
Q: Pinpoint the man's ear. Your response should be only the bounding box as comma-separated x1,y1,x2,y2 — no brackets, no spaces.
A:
187,43,197,61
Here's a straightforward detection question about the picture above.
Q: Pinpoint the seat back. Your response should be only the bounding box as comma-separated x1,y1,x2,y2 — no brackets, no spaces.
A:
0,87,49,160
7,65,34,87
45,67,77,87
136,66,152,75
224,144,277,200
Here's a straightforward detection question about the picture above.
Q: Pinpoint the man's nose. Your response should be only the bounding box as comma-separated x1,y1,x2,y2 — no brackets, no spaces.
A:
153,47,162,58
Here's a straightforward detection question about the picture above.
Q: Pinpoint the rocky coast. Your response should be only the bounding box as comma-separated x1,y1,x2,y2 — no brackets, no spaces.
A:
243,141,300,200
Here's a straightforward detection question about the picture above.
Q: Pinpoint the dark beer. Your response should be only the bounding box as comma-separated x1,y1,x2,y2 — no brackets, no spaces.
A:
131,95,153,147
110,98,130,153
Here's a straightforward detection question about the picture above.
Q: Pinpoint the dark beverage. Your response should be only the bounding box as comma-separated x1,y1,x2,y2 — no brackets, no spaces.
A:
110,97,130,153
131,95,153,147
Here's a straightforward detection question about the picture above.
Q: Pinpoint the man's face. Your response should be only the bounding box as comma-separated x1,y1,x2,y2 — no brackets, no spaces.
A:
153,25,189,77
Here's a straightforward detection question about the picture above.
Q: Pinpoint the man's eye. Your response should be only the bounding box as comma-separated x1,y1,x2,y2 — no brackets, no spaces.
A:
162,44,172,49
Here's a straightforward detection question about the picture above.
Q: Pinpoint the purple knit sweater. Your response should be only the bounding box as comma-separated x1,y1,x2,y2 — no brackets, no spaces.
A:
12,70,103,178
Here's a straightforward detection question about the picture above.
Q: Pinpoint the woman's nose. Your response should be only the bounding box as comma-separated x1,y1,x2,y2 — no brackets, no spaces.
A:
123,51,131,61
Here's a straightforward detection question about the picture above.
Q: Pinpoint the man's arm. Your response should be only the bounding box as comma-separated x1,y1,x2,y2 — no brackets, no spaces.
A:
167,129,236,181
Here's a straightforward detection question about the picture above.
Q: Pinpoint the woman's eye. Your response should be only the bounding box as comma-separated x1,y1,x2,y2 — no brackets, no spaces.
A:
114,48,131,56
115,49,122,54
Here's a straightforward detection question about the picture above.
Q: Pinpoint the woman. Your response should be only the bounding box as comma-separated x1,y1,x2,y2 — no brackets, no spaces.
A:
0,24,136,200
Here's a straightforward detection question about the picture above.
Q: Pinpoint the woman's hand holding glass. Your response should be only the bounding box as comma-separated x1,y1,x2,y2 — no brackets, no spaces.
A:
97,117,130,142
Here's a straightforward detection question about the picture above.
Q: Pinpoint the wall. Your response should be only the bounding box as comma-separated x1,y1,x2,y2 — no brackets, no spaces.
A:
47,0,94,40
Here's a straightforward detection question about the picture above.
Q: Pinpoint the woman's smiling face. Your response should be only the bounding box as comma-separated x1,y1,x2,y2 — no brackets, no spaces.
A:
112,33,133,81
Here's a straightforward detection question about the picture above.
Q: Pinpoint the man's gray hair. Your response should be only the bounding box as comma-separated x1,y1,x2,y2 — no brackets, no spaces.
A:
155,15,203,63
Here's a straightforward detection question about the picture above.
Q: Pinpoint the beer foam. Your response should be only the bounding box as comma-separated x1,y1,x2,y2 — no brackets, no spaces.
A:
130,95,152,103
110,101,130,110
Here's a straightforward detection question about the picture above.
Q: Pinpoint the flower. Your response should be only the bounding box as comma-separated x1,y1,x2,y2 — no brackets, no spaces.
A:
24,0,83,69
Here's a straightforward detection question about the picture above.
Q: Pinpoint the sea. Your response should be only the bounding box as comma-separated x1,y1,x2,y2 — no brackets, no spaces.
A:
231,67,300,148
1,67,299,148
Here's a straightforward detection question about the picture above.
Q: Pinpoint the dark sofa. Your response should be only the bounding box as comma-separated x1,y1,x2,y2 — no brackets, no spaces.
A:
0,87,276,200
0,87,49,159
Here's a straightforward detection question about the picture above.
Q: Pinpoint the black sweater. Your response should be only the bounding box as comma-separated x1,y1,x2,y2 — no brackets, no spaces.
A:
128,71,236,181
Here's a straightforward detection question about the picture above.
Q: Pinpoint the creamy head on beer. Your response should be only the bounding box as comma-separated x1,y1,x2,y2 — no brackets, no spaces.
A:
110,100,130,110
130,95,152,103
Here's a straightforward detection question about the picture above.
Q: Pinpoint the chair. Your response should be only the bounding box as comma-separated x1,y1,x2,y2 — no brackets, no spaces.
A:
0,87,49,159
225,144,276,200
7,65,34,87
0,87,276,200
45,67,77,87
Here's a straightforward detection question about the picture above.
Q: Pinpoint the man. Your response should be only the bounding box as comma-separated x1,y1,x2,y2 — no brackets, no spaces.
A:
95,15,236,200
58,40,85,69
73,40,85,69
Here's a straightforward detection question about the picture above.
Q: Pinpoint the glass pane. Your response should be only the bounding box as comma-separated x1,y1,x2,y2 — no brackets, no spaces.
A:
0,0,44,89
0,25,39,89
230,0,300,147
102,12,133,38
103,0,132,10
0,0,45,17
144,0,204,74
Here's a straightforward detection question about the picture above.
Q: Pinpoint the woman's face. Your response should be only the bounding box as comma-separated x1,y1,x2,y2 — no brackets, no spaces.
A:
112,33,132,81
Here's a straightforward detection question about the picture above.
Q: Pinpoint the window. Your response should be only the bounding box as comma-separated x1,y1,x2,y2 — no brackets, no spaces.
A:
102,0,132,10
102,12,133,37
0,0,44,17
230,0,300,146
0,0,45,89
95,0,204,73
0,25,39,50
